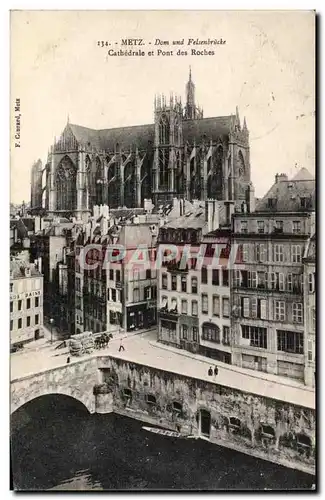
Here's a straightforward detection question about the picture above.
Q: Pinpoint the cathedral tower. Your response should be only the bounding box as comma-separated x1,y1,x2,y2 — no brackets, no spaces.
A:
183,67,203,121
152,93,184,204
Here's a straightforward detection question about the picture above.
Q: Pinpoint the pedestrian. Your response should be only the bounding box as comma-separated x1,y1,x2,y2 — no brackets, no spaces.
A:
214,366,219,376
208,366,213,376
118,340,125,352
67,356,70,364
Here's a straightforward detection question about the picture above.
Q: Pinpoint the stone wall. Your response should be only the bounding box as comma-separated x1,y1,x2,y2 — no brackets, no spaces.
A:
96,356,316,476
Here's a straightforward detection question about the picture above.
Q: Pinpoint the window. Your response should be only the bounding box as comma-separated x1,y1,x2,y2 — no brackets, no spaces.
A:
242,297,250,318
201,294,208,314
292,245,302,263
171,274,177,291
300,197,307,208
274,244,284,263
293,221,301,234
146,394,156,405
279,273,285,291
223,326,230,345
123,388,132,399
191,277,198,294
10,320,13,331
202,323,220,343
241,325,267,349
182,325,188,340
145,287,151,300
18,318,22,329
275,220,283,233
191,300,198,316
10,301,13,313
133,288,139,302
146,269,151,279
222,297,230,318
242,244,249,262
257,221,265,234
277,330,304,354
268,198,277,209
201,266,207,284
222,270,229,287
111,289,117,302
255,243,266,262
116,270,121,282
269,272,276,290
172,401,182,413
212,269,219,286
109,269,114,280
293,303,303,323
181,299,188,315
308,341,313,362
133,269,140,281
181,276,187,292
162,273,168,289
18,300,22,311
26,316,31,327
311,308,316,331
234,270,242,287
274,301,285,321
27,298,31,309
212,295,220,316
35,297,39,308
308,273,315,293
192,327,198,342
241,221,248,233
10,283,13,293
248,271,257,288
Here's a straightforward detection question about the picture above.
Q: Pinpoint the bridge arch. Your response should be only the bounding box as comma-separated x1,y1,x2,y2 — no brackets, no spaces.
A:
11,387,95,415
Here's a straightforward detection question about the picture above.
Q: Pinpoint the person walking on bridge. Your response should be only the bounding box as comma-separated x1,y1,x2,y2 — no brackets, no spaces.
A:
118,339,125,352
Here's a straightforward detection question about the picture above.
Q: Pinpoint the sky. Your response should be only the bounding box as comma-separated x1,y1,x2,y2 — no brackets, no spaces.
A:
10,10,315,204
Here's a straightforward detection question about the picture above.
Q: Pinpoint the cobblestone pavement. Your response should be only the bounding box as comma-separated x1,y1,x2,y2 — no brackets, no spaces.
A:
11,329,315,410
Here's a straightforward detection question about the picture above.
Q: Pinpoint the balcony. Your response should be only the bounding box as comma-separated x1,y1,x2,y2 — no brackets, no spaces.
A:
158,307,179,322
165,263,190,274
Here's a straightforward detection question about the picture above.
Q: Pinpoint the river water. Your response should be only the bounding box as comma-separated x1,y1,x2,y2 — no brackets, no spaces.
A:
11,398,314,491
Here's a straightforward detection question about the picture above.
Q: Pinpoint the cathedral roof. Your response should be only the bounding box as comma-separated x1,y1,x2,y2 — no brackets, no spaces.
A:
67,115,233,152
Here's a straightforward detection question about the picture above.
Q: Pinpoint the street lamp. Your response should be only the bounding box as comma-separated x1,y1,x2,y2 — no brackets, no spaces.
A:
50,318,54,344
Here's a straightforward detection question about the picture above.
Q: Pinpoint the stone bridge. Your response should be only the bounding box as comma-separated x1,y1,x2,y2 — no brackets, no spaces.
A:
10,354,316,476
11,357,99,415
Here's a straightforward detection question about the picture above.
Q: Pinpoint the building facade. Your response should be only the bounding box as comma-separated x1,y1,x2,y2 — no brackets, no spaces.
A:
30,70,252,217
10,262,44,347
303,234,316,387
231,170,315,384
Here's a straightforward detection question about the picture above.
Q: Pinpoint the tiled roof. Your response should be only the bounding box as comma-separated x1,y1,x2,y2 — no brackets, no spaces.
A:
256,169,315,212
164,203,206,229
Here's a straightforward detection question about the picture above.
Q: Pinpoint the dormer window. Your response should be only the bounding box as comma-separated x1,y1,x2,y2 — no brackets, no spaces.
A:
300,197,308,208
241,221,248,234
268,198,277,209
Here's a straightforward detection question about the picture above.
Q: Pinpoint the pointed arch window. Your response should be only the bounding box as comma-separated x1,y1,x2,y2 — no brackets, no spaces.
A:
55,156,77,211
159,115,170,144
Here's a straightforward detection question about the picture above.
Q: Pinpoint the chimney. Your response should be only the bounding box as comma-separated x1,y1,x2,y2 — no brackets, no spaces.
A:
246,183,256,213
225,201,235,226
275,173,288,184
206,200,220,232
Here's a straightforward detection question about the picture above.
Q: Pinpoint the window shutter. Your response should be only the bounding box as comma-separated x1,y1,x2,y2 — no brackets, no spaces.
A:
260,299,267,320
279,273,285,291
243,297,250,318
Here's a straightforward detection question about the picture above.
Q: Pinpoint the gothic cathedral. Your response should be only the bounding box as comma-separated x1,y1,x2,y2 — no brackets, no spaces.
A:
30,70,253,218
